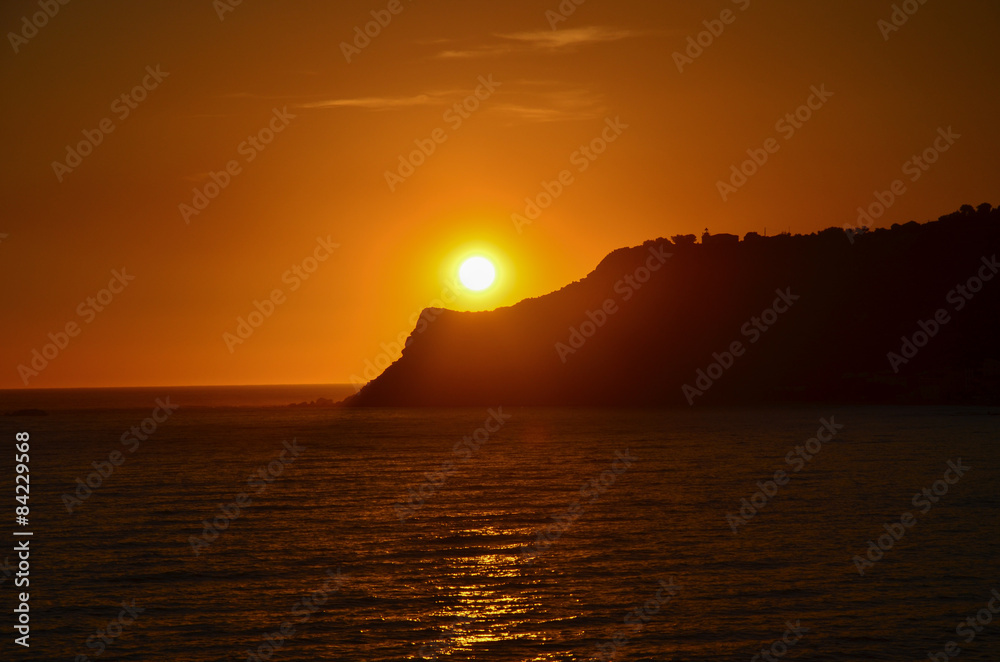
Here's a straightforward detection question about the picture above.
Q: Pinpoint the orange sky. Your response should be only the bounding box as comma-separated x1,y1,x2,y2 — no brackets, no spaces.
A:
1,0,998,389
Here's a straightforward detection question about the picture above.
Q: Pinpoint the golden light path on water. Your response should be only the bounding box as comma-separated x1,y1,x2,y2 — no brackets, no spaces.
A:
428,524,537,656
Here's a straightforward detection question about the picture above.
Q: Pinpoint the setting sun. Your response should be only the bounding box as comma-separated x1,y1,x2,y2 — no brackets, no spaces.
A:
458,256,496,291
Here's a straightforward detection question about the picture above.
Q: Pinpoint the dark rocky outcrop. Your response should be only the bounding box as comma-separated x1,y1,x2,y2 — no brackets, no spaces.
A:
345,206,1000,407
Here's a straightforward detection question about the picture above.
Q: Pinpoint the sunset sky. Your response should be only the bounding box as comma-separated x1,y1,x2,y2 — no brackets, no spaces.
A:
2,0,998,389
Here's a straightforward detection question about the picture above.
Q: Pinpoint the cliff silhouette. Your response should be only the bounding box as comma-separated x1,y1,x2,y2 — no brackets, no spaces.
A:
344,205,1000,407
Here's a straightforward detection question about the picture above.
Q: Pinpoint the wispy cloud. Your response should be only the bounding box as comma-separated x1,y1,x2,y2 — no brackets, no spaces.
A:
435,26,641,59
298,94,442,111
490,103,588,123
297,81,605,123
501,26,640,49
436,45,513,60
491,84,607,122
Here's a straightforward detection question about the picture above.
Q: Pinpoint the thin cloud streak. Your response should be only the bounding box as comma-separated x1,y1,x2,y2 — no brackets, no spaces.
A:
298,94,439,110
500,26,640,48
488,103,599,123
298,83,605,123
435,26,642,59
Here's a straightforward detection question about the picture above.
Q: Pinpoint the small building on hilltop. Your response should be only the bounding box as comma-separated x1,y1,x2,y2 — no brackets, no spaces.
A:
701,229,740,246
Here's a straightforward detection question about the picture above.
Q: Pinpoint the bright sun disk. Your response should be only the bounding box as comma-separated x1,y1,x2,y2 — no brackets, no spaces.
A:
459,256,496,291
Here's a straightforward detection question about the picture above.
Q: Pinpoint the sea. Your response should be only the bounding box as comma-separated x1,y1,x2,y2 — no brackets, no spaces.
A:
0,385,997,661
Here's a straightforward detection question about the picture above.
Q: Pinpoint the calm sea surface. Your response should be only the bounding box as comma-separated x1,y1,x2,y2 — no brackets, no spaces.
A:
1,386,998,661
